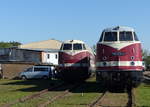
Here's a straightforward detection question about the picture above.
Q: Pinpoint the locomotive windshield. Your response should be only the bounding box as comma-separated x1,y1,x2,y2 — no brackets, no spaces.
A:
119,31,133,41
104,32,117,41
73,43,82,50
63,44,72,50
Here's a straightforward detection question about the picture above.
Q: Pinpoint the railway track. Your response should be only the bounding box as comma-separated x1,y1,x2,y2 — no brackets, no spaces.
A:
2,76,136,107
88,87,135,107
2,82,65,107
127,88,136,107
37,76,95,107
38,83,81,107
88,91,107,107
2,76,95,107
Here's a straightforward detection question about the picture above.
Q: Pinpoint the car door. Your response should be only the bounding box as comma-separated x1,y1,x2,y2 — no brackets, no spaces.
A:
32,67,42,78
24,67,33,79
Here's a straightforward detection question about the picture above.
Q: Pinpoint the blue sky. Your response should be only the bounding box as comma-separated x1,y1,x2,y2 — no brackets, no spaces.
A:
0,0,150,50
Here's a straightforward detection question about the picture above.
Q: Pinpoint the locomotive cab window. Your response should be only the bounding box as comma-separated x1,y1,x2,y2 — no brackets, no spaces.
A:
83,44,86,50
63,44,72,50
104,32,117,42
60,44,63,50
73,43,82,50
134,32,139,41
119,31,133,41
99,32,104,42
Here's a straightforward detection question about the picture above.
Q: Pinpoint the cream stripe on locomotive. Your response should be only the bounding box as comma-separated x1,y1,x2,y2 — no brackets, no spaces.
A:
98,41,141,50
59,63,95,67
60,50,88,56
96,61,143,67
59,63,89,67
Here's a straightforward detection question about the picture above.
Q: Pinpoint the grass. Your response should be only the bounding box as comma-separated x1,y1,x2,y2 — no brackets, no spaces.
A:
12,91,61,107
1,78,150,107
12,77,101,107
135,81,150,106
0,79,61,106
48,77,103,107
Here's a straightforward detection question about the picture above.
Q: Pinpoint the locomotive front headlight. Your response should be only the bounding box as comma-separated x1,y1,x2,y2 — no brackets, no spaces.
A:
130,61,135,66
103,62,107,66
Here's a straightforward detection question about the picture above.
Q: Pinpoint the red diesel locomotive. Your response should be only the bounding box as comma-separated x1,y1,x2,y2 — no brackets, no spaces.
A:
96,26,144,86
58,40,95,82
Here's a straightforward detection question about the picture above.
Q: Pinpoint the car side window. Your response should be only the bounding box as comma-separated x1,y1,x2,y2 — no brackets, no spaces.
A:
34,67,48,72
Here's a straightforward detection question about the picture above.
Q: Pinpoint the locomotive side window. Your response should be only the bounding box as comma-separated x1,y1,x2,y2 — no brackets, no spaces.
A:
60,44,63,50
73,43,82,50
119,32,133,41
83,44,86,50
99,32,104,42
134,32,139,41
104,32,117,41
63,44,72,50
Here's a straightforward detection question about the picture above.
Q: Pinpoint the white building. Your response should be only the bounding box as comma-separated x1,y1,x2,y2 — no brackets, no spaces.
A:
19,39,62,65
41,50,58,65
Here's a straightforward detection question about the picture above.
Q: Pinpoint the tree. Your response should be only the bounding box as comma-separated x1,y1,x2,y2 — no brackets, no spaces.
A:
91,45,96,54
142,49,150,70
0,41,22,48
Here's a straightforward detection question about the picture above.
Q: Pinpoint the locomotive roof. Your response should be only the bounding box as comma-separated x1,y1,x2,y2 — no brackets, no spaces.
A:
63,40,85,44
62,40,94,55
103,26,135,32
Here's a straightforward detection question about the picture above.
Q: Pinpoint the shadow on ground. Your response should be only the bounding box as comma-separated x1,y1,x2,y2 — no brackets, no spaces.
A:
2,78,132,93
2,79,62,92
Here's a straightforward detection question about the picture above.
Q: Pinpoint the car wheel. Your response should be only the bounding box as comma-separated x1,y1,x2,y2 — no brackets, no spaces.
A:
21,76,27,80
43,76,48,80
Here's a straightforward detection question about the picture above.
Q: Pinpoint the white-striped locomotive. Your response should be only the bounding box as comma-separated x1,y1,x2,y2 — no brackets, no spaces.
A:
96,26,144,87
58,40,95,82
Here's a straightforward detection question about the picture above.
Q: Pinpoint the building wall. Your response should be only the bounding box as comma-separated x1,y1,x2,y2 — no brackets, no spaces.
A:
1,62,35,79
0,48,42,63
42,52,58,65
0,48,10,61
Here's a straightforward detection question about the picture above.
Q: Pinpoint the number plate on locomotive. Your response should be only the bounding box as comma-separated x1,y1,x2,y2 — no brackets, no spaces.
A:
112,52,125,56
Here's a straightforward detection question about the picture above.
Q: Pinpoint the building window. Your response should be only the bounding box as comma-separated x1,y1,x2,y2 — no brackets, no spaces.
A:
47,54,50,59
55,54,58,59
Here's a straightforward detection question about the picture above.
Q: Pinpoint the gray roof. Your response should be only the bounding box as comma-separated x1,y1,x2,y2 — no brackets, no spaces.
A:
103,26,135,32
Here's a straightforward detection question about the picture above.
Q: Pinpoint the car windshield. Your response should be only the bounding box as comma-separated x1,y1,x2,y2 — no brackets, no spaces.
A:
119,31,133,41
63,44,72,50
26,67,32,72
73,43,82,50
104,32,117,41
